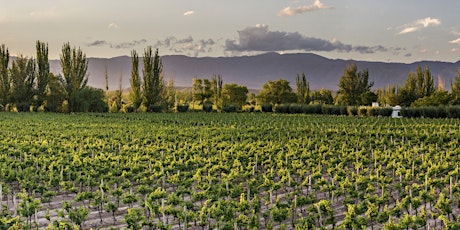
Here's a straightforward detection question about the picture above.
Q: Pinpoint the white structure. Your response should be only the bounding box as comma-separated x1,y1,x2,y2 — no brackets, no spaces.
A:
392,106,402,118
372,102,379,108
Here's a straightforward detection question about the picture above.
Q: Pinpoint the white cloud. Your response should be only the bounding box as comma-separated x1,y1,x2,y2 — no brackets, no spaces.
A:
108,23,119,29
278,0,333,17
183,11,195,16
449,37,460,44
398,17,441,34
452,48,458,52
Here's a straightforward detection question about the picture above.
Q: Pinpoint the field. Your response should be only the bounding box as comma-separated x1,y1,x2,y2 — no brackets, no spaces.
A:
1,112,459,229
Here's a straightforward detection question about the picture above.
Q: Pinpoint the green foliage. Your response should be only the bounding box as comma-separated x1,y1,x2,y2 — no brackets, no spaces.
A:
337,63,374,106
311,88,334,104
175,104,189,112
296,72,310,104
412,90,452,107
36,40,50,107
10,55,36,106
60,42,88,102
257,79,297,105
129,50,142,110
221,83,248,110
398,65,436,106
68,87,108,112
143,47,165,108
0,44,10,107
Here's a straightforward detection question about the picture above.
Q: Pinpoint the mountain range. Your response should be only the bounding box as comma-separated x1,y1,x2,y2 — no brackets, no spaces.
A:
48,52,460,91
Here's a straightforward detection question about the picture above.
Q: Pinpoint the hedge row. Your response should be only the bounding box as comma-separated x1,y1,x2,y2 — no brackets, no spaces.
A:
271,103,460,118
272,104,393,117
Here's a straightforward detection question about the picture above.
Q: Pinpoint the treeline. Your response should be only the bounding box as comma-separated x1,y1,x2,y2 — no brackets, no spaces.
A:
2,41,460,113
0,42,106,112
269,103,460,119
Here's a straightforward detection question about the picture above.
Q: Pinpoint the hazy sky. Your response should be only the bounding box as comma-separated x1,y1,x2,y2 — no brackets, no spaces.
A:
2,0,460,63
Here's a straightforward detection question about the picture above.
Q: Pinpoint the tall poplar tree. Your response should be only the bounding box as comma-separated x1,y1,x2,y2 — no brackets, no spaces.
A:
36,40,50,107
60,42,88,112
142,47,164,109
0,44,10,107
129,50,142,110
211,74,223,109
296,72,310,104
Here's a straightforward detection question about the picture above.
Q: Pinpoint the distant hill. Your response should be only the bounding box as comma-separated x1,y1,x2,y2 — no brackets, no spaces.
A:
49,52,460,91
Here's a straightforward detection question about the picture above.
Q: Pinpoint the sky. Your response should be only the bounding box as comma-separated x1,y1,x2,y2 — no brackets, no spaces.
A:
1,0,460,63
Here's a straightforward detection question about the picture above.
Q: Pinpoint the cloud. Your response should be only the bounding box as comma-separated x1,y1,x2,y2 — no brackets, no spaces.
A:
398,17,441,34
108,23,119,29
177,36,194,44
156,36,217,57
111,39,147,49
183,10,195,16
278,0,333,17
88,40,109,47
404,53,412,57
87,39,147,49
449,37,460,44
225,25,387,54
419,49,428,53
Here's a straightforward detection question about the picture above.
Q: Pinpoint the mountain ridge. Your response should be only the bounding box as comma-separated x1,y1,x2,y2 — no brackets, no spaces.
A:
47,52,460,91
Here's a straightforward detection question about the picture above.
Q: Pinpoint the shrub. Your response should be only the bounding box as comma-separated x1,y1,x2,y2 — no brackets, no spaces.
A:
243,105,255,112
176,104,189,113
274,104,289,113
322,105,341,115
16,103,30,112
202,103,213,112
222,105,237,113
446,106,460,118
147,104,163,113
126,105,136,113
288,104,304,114
347,106,358,116
261,104,273,112
378,107,393,117
357,107,367,116
367,107,378,117
302,104,322,114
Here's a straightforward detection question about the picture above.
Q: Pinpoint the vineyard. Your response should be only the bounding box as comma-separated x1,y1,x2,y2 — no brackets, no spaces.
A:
1,112,460,229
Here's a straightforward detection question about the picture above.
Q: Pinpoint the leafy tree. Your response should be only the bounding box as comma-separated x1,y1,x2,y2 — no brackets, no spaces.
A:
68,87,108,112
296,72,310,104
10,55,36,110
60,42,88,112
129,50,142,110
192,78,213,106
376,85,399,106
450,70,460,104
36,40,50,107
311,88,334,104
336,63,374,105
256,79,297,105
143,47,165,109
211,74,223,108
411,90,451,107
0,44,10,108
165,79,176,111
398,65,435,106
45,73,66,112
221,83,248,110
